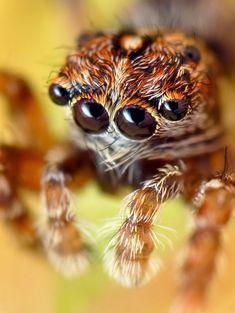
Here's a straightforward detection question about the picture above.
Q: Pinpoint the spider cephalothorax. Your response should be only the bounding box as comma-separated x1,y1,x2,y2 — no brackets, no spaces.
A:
49,30,223,170
1,24,235,313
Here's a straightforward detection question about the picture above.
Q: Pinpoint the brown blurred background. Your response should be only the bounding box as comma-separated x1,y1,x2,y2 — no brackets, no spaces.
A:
0,1,235,313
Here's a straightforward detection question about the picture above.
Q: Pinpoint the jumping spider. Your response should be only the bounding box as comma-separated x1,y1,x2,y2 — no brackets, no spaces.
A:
0,26,235,313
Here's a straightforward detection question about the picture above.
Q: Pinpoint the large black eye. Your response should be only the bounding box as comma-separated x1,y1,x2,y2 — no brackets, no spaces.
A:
115,105,156,140
159,100,189,121
73,99,109,133
49,84,70,106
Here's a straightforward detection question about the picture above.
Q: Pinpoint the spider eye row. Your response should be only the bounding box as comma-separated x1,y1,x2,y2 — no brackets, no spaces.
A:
49,84,189,140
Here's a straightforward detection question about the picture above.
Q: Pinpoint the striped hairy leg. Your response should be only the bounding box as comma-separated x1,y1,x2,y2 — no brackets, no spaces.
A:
40,143,94,276
172,158,235,313
103,163,184,287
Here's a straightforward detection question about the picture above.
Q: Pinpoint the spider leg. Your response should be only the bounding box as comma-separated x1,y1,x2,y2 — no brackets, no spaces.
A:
172,173,235,313
40,143,94,277
0,71,95,271
0,69,55,245
0,145,45,246
103,163,184,287
0,70,55,150
0,180,39,246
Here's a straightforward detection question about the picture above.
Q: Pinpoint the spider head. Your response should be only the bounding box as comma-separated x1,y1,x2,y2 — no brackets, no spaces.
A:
49,30,223,169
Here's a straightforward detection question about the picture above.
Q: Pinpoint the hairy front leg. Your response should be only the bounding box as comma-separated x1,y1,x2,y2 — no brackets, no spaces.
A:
104,163,184,287
40,143,94,276
172,173,235,313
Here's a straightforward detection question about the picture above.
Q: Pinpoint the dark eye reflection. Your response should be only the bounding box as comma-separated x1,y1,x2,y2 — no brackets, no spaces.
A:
159,99,189,121
115,105,156,140
73,99,109,133
49,84,70,106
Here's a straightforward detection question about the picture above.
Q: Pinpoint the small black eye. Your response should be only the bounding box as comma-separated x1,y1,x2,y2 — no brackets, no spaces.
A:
73,99,109,133
159,100,189,121
115,105,156,140
49,84,70,106
184,46,201,63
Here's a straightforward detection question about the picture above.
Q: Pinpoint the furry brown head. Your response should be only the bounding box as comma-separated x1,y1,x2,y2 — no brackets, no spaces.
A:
49,30,224,169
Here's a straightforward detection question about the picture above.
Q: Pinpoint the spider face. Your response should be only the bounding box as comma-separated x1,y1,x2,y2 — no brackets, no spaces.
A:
49,30,223,168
